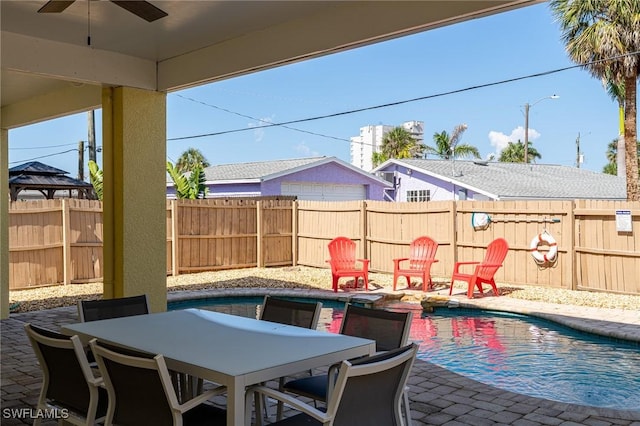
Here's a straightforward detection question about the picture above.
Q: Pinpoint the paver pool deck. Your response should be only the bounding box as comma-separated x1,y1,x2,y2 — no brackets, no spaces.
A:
2,287,639,425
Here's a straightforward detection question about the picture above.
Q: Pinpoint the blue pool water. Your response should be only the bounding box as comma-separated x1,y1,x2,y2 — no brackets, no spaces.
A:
168,297,640,410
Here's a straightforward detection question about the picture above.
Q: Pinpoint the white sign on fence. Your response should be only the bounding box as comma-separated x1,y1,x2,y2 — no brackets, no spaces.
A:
615,210,632,232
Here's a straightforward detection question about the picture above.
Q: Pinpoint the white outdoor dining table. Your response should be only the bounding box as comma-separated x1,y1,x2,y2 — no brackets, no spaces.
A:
62,308,375,426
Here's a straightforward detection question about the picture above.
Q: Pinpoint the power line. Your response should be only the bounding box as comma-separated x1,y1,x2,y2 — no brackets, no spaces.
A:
9,149,79,165
175,94,353,143
167,51,640,143
9,142,78,150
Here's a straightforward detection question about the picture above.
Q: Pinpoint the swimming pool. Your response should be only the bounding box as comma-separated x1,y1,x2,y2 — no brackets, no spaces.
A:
168,296,640,410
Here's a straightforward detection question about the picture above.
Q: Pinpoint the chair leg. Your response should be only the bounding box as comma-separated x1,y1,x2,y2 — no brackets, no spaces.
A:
253,389,264,426
403,386,412,426
363,274,369,291
332,275,339,292
449,279,455,295
488,279,499,296
467,279,476,298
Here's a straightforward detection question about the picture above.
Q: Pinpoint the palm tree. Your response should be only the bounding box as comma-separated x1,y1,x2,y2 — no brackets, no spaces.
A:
550,0,640,200
424,124,480,160
378,127,425,161
371,151,389,168
498,140,541,163
603,75,626,176
175,147,210,174
602,138,640,176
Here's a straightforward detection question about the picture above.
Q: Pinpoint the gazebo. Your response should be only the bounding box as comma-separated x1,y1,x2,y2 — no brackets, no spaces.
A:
9,161,94,201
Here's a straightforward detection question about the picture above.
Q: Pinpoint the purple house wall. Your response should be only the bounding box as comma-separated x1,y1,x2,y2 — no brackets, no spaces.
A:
261,162,387,200
376,162,485,202
168,157,390,200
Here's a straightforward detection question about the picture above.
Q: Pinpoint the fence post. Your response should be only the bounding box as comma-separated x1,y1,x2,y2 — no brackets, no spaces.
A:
568,200,577,290
292,201,298,266
450,200,457,265
361,200,367,259
171,199,178,276
257,200,264,268
62,199,71,285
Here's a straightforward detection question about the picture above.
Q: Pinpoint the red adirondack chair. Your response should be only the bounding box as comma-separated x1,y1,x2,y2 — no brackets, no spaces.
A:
393,236,439,291
327,237,369,292
449,238,509,298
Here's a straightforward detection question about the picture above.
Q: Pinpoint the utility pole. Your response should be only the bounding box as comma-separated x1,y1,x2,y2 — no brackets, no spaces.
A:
523,95,559,164
88,110,96,162
78,140,85,180
576,132,581,168
523,103,529,163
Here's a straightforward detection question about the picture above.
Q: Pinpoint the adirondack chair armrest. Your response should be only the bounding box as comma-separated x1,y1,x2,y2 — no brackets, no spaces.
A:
476,262,503,269
356,259,370,268
452,261,480,273
393,257,409,268
326,259,335,269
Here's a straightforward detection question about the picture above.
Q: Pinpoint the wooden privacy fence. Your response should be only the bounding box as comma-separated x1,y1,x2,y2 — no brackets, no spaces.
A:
8,198,640,295
166,198,293,275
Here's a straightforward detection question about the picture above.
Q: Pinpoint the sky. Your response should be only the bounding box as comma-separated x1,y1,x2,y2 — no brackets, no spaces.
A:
8,2,630,178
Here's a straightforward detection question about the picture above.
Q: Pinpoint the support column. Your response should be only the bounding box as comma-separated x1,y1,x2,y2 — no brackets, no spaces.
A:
0,127,8,319
102,87,167,313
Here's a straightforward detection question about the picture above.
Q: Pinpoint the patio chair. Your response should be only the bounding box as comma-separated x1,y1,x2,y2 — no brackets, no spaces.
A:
78,294,151,366
259,295,322,329
393,236,439,291
327,236,369,292
24,323,108,426
249,343,418,426
281,304,413,424
89,339,227,426
78,294,150,322
259,296,323,420
449,237,509,298
79,294,199,401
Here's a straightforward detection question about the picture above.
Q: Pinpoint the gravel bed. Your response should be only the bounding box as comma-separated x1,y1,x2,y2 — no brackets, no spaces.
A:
8,266,640,313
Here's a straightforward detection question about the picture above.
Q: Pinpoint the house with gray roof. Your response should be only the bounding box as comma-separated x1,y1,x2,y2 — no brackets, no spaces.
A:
372,159,626,201
167,156,391,201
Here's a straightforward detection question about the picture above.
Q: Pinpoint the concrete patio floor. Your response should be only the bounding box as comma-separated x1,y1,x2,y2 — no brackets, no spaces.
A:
2,288,639,425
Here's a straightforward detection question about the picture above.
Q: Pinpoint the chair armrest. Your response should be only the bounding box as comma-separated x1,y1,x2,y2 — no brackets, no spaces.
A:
357,259,370,268
249,385,330,422
87,376,104,388
452,261,479,273
393,258,409,268
177,385,227,413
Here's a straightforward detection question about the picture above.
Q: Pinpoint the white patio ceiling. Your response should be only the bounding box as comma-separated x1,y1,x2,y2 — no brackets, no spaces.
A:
1,0,541,128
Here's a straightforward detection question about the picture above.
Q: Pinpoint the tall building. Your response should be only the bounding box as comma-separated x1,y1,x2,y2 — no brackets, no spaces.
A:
350,121,424,171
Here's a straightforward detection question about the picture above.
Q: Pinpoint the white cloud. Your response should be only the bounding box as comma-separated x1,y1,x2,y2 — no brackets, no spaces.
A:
248,116,274,142
294,142,319,157
487,126,541,158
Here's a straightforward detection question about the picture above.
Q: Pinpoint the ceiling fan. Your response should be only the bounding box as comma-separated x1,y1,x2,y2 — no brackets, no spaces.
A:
38,1,168,23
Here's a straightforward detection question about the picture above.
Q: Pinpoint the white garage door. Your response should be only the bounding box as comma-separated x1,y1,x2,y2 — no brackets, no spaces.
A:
281,182,366,201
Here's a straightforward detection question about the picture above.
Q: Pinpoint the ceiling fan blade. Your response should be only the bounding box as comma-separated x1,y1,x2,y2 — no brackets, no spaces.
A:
111,1,168,22
38,1,75,13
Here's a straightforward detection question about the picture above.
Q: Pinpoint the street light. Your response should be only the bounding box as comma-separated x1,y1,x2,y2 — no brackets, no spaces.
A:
524,95,559,163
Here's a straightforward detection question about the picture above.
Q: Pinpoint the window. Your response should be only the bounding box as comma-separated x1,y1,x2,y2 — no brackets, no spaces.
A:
406,189,430,202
